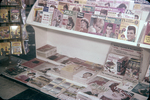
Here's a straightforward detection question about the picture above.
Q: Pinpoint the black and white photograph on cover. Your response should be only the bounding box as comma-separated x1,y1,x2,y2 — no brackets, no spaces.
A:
132,83,149,97
66,17,75,30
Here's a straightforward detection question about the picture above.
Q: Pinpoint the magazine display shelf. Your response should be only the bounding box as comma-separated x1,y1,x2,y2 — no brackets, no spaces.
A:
26,0,150,93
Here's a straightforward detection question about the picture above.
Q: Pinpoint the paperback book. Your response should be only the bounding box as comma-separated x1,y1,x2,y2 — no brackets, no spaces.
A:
21,25,28,40
62,10,77,30
21,58,45,68
51,9,63,28
75,12,92,33
88,15,105,35
58,1,70,13
0,42,10,56
0,9,9,22
0,26,10,39
11,41,22,55
21,9,26,25
23,40,29,55
69,3,83,12
102,17,122,39
10,25,20,39
118,18,139,42
143,21,150,45
10,9,20,22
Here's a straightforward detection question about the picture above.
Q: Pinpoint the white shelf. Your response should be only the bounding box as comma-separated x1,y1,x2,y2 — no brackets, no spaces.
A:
140,43,150,49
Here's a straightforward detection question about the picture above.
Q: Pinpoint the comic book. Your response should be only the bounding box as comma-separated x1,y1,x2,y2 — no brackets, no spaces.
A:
58,90,77,100
38,0,47,6
88,15,105,35
0,0,8,5
23,40,29,55
103,44,142,80
74,0,87,4
8,0,20,5
51,9,63,28
75,12,92,33
143,21,150,45
33,6,43,23
0,26,10,39
37,44,57,58
131,83,149,98
113,0,134,10
98,0,114,7
58,1,70,14
143,65,150,83
0,42,10,56
10,9,20,22
10,25,20,39
47,0,59,9
118,18,139,42
0,9,9,22
69,3,83,12
102,17,122,39
11,41,22,55
21,58,45,68
107,7,125,18
3,65,29,77
82,4,95,14
62,10,77,30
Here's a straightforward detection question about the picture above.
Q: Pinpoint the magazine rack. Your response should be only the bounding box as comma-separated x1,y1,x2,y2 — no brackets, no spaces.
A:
26,0,150,89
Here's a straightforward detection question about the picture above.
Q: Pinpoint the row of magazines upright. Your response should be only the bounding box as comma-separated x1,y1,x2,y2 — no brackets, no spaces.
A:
2,43,149,100
32,0,150,44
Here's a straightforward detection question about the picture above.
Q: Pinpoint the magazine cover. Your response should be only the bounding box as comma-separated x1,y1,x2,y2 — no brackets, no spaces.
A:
3,65,29,77
143,65,150,83
41,83,56,92
0,0,8,5
82,4,95,14
102,17,122,39
58,90,77,100
33,6,43,23
59,81,73,89
49,86,65,96
48,53,67,62
143,21,150,45
94,6,108,16
10,25,20,39
75,12,92,33
74,0,87,4
0,26,10,39
118,18,139,42
41,7,51,25
47,0,59,9
98,0,114,7
21,58,45,68
88,15,105,35
23,40,29,55
58,1,70,13
38,0,47,6
113,0,134,10
11,41,22,55
131,83,149,97
67,84,85,93
107,7,125,18
48,7,55,26
15,69,39,84
8,0,20,5
69,3,83,12
86,0,100,6
51,9,63,28
51,77,65,85
62,10,77,30
0,42,10,56
0,9,9,22
10,9,20,22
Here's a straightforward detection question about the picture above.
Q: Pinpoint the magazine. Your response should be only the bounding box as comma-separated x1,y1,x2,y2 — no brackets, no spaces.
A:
143,65,150,83
21,58,45,68
41,83,56,92
21,25,28,40
0,26,10,39
49,86,65,96
0,0,7,5
69,3,83,12
74,0,87,4
51,77,65,85
47,0,59,9
94,6,108,16
8,0,20,5
75,12,92,33
88,15,105,35
41,7,51,25
23,40,29,55
67,84,85,93
131,83,149,97
10,25,20,39
10,9,20,22
21,9,26,25
58,90,77,100
143,21,150,45
86,0,100,6
98,0,114,7
107,7,125,18
0,9,9,22
51,9,63,28
82,4,95,14
48,53,68,62
59,81,73,89
0,42,10,56
62,10,77,30
38,0,47,6
102,17,122,39
33,6,43,23
118,18,139,42
58,1,70,13
124,9,142,20
11,41,22,55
